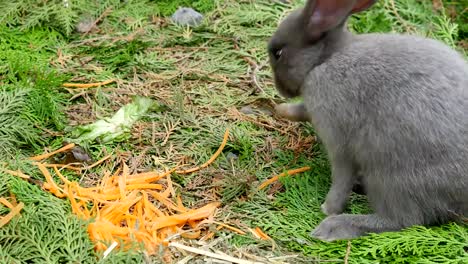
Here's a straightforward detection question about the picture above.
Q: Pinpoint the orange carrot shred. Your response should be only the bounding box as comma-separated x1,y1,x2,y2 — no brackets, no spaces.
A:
35,163,66,198
82,154,112,170
212,221,246,235
0,198,14,209
180,230,201,239
149,202,220,230
0,202,24,228
62,79,115,89
176,128,229,174
258,166,311,190
53,166,71,185
41,164,82,171
254,227,270,240
2,169,31,179
166,174,175,198
29,143,75,161
125,184,163,190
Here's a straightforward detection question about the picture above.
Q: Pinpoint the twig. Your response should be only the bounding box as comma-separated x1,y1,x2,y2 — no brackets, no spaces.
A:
82,7,113,36
228,107,295,136
103,241,118,259
387,0,416,33
169,242,265,264
344,240,352,264
232,38,265,94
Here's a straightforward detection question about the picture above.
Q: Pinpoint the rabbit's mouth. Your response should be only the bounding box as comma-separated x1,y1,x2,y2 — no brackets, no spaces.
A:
274,74,301,98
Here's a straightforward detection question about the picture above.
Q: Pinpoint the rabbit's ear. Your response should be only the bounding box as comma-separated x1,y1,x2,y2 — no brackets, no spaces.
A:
351,0,378,13
303,0,377,39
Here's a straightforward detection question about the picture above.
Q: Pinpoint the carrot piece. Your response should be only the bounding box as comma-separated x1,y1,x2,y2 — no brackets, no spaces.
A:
41,164,82,171
29,143,75,161
149,202,220,230
126,167,178,184
0,202,24,228
258,166,311,190
80,200,91,218
67,183,86,219
176,195,188,211
82,154,112,170
212,221,246,235
125,184,163,191
166,174,175,198
254,227,270,240
180,230,201,239
35,163,66,198
0,198,14,209
63,79,115,89
144,198,165,217
2,169,30,179
135,200,144,231
148,191,185,213
176,128,230,174
53,166,71,185
200,225,224,241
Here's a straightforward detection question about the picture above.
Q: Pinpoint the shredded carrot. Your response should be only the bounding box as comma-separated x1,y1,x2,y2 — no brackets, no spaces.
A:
166,174,175,198
180,230,201,239
125,184,163,190
0,198,14,209
176,195,187,212
9,194,17,207
41,164,82,171
211,221,246,235
35,163,66,198
29,143,75,161
22,129,233,256
53,166,71,185
62,79,115,89
254,227,270,240
148,191,186,213
2,169,30,179
258,166,311,190
82,154,112,170
67,184,86,219
200,225,224,241
176,128,230,174
0,202,24,228
150,202,220,230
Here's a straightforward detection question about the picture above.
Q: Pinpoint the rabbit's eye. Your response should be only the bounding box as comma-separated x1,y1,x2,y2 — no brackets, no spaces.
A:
274,49,283,60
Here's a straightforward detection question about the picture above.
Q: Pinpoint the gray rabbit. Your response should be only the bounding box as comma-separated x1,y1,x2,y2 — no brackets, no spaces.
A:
268,0,468,242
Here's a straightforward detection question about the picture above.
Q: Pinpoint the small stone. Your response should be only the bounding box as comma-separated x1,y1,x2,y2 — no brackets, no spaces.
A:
171,7,204,27
240,105,255,115
226,152,238,162
76,17,95,33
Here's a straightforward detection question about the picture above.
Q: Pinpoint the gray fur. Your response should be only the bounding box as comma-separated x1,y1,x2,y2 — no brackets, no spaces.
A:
275,103,310,122
268,3,468,242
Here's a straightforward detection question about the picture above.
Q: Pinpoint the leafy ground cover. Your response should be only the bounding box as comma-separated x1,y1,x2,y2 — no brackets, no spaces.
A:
0,0,467,263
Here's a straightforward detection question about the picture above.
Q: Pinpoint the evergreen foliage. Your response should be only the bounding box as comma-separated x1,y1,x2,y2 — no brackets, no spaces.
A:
0,0,466,262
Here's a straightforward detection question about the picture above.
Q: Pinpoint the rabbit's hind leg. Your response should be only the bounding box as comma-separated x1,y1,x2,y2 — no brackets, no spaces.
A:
310,213,404,241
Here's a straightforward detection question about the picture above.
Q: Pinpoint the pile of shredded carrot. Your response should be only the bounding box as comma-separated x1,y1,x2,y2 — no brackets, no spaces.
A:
11,128,230,255
3,126,312,259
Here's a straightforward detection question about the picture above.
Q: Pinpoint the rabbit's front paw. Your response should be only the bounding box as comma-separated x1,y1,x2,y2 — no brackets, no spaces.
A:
310,215,363,242
321,200,344,216
321,202,341,216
